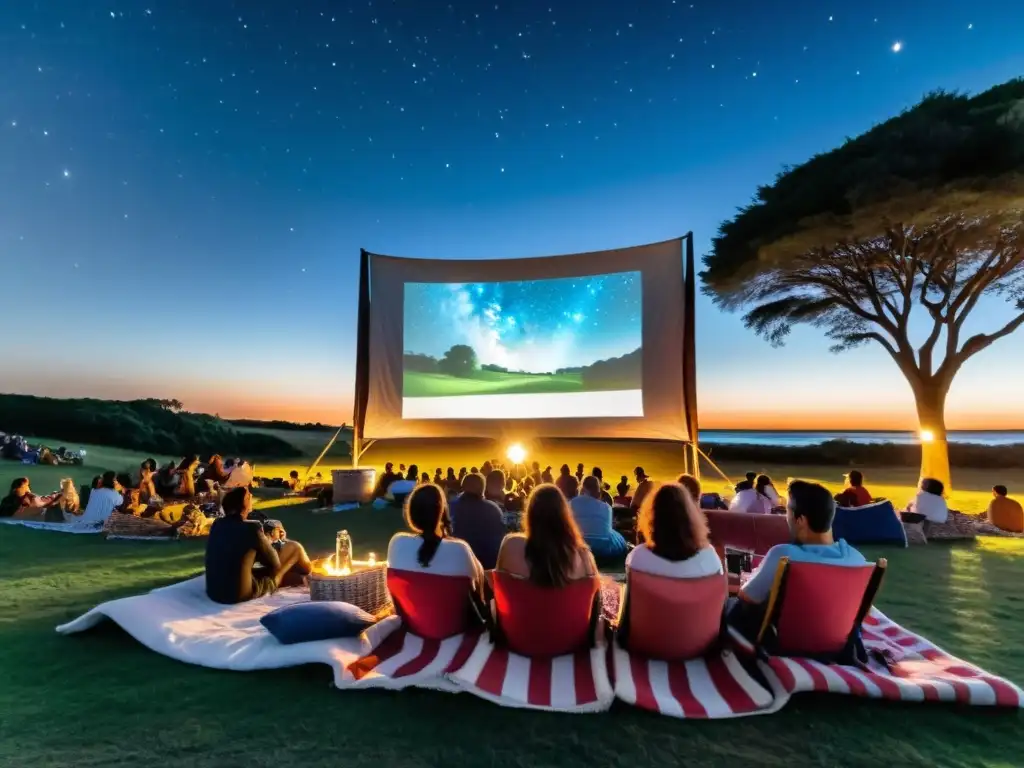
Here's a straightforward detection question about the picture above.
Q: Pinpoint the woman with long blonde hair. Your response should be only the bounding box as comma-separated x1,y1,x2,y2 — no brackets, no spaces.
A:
58,478,81,520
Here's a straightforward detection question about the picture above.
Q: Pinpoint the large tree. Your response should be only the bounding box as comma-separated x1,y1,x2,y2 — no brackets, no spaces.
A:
702,79,1024,489
438,344,479,378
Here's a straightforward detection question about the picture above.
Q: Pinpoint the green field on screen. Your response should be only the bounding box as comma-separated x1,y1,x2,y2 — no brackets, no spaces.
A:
403,369,586,397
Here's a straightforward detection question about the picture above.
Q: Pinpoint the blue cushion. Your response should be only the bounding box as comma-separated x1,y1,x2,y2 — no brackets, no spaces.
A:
260,601,376,645
833,500,907,546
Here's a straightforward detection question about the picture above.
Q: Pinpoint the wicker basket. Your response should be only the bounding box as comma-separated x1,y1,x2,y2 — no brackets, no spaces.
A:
308,561,392,616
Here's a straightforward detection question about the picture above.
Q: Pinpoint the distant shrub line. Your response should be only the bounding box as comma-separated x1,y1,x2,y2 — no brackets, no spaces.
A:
703,439,1024,469
0,395,301,459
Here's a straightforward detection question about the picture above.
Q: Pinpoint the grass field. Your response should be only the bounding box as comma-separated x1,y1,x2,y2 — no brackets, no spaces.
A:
403,369,588,398
1,500,1022,767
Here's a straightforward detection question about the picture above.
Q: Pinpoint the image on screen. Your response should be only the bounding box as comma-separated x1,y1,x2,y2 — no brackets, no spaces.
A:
401,272,643,419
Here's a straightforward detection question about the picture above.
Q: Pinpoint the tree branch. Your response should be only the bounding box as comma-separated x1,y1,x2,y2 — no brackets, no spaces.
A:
938,310,1024,384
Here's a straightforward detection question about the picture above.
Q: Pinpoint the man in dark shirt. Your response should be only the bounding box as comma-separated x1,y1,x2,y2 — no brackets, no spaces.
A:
450,473,506,570
205,487,311,604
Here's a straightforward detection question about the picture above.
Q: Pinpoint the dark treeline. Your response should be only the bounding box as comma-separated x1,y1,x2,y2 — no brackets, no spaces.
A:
0,395,301,459
229,418,338,432
578,348,641,390
703,439,1024,469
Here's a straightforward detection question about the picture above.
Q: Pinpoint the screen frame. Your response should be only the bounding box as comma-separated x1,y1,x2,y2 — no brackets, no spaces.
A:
357,238,693,443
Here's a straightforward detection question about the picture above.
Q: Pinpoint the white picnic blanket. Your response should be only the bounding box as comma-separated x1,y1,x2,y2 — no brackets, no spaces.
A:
55,577,607,708
57,576,399,686
0,518,102,534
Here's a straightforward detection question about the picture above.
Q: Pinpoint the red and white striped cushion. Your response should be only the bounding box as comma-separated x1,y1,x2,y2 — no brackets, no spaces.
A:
612,644,777,718
758,608,1024,708
344,622,480,693
448,626,615,713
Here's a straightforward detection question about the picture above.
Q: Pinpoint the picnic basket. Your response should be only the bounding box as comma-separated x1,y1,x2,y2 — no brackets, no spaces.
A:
308,561,392,616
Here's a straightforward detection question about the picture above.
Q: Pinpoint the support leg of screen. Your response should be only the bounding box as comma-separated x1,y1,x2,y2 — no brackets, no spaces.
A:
352,438,375,468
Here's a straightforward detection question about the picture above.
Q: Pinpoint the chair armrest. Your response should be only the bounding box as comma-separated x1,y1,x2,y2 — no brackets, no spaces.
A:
587,589,603,649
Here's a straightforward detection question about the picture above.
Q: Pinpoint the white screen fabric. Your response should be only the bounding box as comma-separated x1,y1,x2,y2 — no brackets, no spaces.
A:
361,238,691,442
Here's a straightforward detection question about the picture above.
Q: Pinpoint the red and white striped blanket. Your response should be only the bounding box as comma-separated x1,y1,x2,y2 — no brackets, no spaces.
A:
611,644,776,718
57,577,1022,715
755,609,1024,708
345,623,615,712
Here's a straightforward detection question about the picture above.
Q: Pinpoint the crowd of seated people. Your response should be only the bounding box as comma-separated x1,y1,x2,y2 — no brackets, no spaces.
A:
385,482,595,596
380,475,878,655
1,450,257,528
1,434,86,466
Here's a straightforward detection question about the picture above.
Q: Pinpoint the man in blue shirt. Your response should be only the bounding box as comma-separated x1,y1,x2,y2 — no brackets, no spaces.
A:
570,476,629,560
739,480,866,605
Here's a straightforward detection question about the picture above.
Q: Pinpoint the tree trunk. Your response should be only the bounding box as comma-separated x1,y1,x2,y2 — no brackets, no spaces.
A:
914,383,952,493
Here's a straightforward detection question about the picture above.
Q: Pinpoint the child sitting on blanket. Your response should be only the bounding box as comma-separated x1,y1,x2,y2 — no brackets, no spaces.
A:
204,488,312,605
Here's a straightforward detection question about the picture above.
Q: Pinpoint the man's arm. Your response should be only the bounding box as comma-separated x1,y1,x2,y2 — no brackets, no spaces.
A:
253,527,282,571
737,547,783,605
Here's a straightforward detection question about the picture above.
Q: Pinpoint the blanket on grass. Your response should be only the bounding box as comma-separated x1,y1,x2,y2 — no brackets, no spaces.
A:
720,609,1024,715
56,576,393,687
57,578,1022,715
759,609,1023,707
0,518,101,534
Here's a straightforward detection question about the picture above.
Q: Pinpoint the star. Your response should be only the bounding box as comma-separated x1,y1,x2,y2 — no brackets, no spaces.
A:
892,41,903,53
62,169,70,178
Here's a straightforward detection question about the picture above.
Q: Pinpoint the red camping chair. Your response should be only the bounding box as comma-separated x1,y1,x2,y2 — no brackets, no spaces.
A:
755,557,887,660
491,571,601,657
387,568,480,640
616,570,727,661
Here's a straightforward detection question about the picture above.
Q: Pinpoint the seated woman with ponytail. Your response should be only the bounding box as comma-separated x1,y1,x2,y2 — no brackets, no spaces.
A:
386,484,484,588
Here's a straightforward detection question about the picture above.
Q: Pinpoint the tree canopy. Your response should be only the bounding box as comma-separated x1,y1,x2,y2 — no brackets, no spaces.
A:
701,78,1024,487
438,344,479,377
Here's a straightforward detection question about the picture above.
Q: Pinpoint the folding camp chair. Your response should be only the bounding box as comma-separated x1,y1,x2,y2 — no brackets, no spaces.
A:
752,557,887,661
386,568,482,640
616,570,727,661
490,571,601,657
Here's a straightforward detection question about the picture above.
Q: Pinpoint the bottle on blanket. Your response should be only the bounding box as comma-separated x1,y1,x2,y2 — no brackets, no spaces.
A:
335,530,353,571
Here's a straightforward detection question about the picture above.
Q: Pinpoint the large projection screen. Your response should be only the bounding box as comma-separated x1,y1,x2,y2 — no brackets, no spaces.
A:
360,238,692,442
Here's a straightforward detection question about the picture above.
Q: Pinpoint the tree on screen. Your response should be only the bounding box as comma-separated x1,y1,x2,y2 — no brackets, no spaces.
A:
438,344,479,377
702,79,1024,490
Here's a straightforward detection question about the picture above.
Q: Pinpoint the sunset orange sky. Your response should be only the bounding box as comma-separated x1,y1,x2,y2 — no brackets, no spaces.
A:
6,306,1021,431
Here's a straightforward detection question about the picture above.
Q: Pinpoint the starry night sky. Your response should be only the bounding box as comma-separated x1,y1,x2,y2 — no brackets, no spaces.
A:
3,1,1023,428
405,273,641,373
